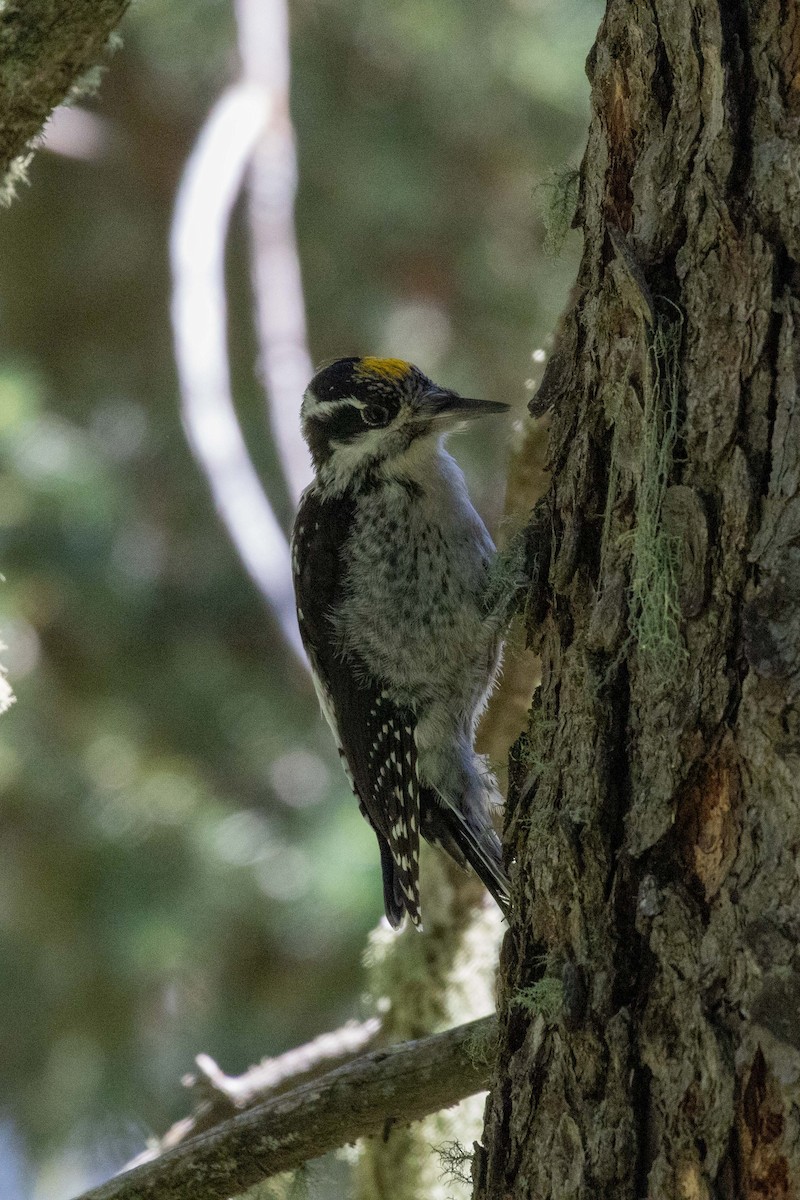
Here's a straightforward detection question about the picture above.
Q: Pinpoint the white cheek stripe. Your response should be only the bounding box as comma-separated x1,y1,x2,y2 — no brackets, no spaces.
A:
319,426,390,492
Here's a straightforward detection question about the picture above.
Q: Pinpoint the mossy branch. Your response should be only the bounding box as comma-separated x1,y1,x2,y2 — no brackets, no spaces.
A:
74,1016,497,1200
0,0,129,194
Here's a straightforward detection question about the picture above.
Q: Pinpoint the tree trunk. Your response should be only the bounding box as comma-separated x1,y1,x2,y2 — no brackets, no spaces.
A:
478,2,800,1198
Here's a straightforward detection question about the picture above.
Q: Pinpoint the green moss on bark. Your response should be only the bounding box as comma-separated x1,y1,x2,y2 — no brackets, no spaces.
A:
0,1,129,196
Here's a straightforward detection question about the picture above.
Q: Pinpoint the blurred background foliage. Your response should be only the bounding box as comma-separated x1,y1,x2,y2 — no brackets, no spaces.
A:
0,0,599,1195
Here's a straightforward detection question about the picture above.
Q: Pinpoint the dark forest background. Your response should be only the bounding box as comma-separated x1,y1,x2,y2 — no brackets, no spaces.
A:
0,1,599,1195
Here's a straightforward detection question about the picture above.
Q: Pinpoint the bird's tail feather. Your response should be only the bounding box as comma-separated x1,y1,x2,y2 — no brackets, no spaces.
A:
377,835,406,928
450,816,510,916
428,804,510,918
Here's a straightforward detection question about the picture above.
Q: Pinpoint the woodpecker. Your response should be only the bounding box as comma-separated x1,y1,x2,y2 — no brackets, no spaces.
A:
291,356,511,928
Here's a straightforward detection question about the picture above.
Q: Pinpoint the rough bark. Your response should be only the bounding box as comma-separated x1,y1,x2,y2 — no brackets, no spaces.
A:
479,2,800,1198
0,0,129,187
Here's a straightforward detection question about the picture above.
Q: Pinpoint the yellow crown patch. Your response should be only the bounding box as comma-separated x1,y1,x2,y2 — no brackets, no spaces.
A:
355,357,412,384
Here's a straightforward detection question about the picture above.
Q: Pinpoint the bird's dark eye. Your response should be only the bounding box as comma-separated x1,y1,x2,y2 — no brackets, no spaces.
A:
362,405,389,427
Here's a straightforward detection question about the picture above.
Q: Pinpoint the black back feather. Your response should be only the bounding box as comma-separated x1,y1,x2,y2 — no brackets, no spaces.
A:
292,487,422,926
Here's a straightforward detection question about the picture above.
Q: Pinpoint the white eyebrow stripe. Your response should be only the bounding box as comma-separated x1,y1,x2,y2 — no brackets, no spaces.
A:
301,391,367,420
322,397,368,414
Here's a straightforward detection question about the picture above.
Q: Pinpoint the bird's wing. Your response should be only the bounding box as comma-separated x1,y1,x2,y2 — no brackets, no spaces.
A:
292,488,422,927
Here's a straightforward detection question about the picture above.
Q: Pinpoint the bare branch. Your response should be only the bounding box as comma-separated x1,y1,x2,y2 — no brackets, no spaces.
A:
195,1015,384,1106
0,0,129,183
169,83,306,665
235,0,315,506
127,1018,383,1158
170,0,315,661
75,1016,497,1200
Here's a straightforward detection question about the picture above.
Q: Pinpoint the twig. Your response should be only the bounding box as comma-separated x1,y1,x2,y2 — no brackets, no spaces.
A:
195,1015,383,1106
235,0,315,505
74,1015,497,1200
127,1018,383,1159
169,83,306,664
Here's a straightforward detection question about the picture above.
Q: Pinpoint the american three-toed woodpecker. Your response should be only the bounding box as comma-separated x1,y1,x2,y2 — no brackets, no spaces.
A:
291,356,510,928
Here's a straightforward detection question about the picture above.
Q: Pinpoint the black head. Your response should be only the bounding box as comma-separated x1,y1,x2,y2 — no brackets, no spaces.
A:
301,356,508,489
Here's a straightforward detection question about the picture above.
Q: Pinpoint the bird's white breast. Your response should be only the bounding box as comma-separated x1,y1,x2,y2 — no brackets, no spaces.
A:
337,447,499,715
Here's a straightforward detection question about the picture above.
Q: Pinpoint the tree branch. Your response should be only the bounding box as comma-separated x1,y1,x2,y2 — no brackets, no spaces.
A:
0,0,129,183
127,1017,383,1157
169,83,307,666
235,0,315,506
75,1015,497,1200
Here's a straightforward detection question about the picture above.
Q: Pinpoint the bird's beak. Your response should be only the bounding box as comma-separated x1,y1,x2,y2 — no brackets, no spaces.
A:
414,389,509,427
